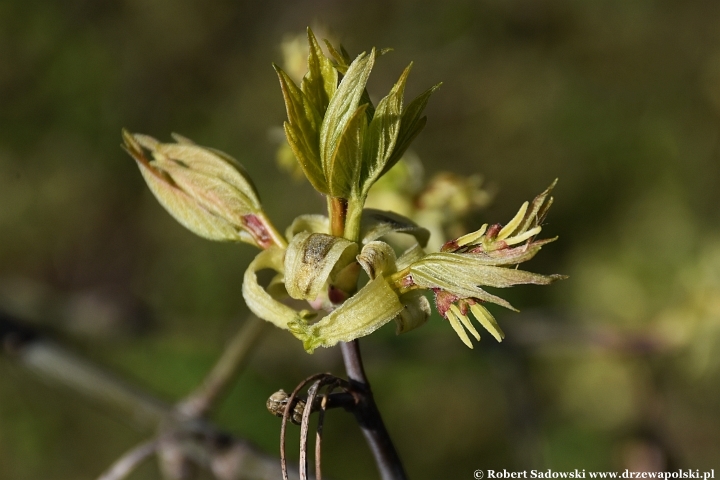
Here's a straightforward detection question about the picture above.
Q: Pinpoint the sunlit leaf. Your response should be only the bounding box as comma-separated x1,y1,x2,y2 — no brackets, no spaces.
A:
284,232,358,300
361,64,411,196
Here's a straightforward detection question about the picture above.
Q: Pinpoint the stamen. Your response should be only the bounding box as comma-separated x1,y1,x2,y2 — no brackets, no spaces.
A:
497,201,529,240
449,304,480,341
446,309,473,348
456,224,488,247
470,304,505,342
505,225,542,246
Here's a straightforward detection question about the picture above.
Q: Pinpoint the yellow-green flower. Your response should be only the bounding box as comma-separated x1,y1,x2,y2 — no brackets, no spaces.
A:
391,181,566,348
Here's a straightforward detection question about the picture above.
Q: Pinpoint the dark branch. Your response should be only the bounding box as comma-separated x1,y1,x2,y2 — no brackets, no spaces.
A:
340,340,408,480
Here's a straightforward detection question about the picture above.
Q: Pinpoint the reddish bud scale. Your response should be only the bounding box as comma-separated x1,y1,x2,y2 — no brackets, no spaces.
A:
440,240,459,252
432,288,459,318
485,223,502,240
242,214,274,249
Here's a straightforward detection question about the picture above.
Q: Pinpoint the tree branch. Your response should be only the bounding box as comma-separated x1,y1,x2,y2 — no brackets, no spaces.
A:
1,311,303,480
97,438,159,480
341,340,407,480
178,315,268,417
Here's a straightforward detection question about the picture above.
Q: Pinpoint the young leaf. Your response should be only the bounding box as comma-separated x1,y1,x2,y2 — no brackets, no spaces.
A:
123,131,266,246
325,104,368,198
320,49,376,198
323,39,352,71
274,64,328,193
283,122,328,193
360,64,411,197
294,275,404,352
243,247,302,330
516,179,557,235
383,82,442,176
284,232,358,300
301,28,337,116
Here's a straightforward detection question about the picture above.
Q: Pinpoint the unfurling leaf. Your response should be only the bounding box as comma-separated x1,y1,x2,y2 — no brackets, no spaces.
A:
122,131,277,248
302,28,337,116
360,64,410,196
242,247,303,330
383,82,442,176
360,209,430,247
320,49,376,197
274,65,327,194
324,103,369,198
400,182,567,348
284,232,358,301
394,291,431,334
289,275,404,353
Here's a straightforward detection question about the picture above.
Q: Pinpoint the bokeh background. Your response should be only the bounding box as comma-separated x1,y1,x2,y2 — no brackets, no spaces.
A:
2,0,720,478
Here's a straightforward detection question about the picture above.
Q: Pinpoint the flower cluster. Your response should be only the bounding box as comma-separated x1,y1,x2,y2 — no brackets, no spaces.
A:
124,29,564,353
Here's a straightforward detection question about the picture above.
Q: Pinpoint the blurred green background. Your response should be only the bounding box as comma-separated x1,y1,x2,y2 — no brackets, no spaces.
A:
2,0,720,478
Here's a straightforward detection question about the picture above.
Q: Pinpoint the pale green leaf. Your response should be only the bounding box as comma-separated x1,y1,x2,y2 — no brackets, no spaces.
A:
284,232,358,300
357,241,397,279
301,28,337,115
135,153,243,242
154,142,260,208
360,64,411,196
123,131,249,243
323,39,351,71
242,247,302,330
455,238,556,266
394,291,431,334
320,49,376,195
410,253,565,310
151,160,254,227
409,257,517,311
297,275,404,352
285,214,329,241
275,65,327,193
383,82,441,176
325,104,368,198
283,122,328,193
166,135,262,204
360,209,430,247
417,252,564,288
